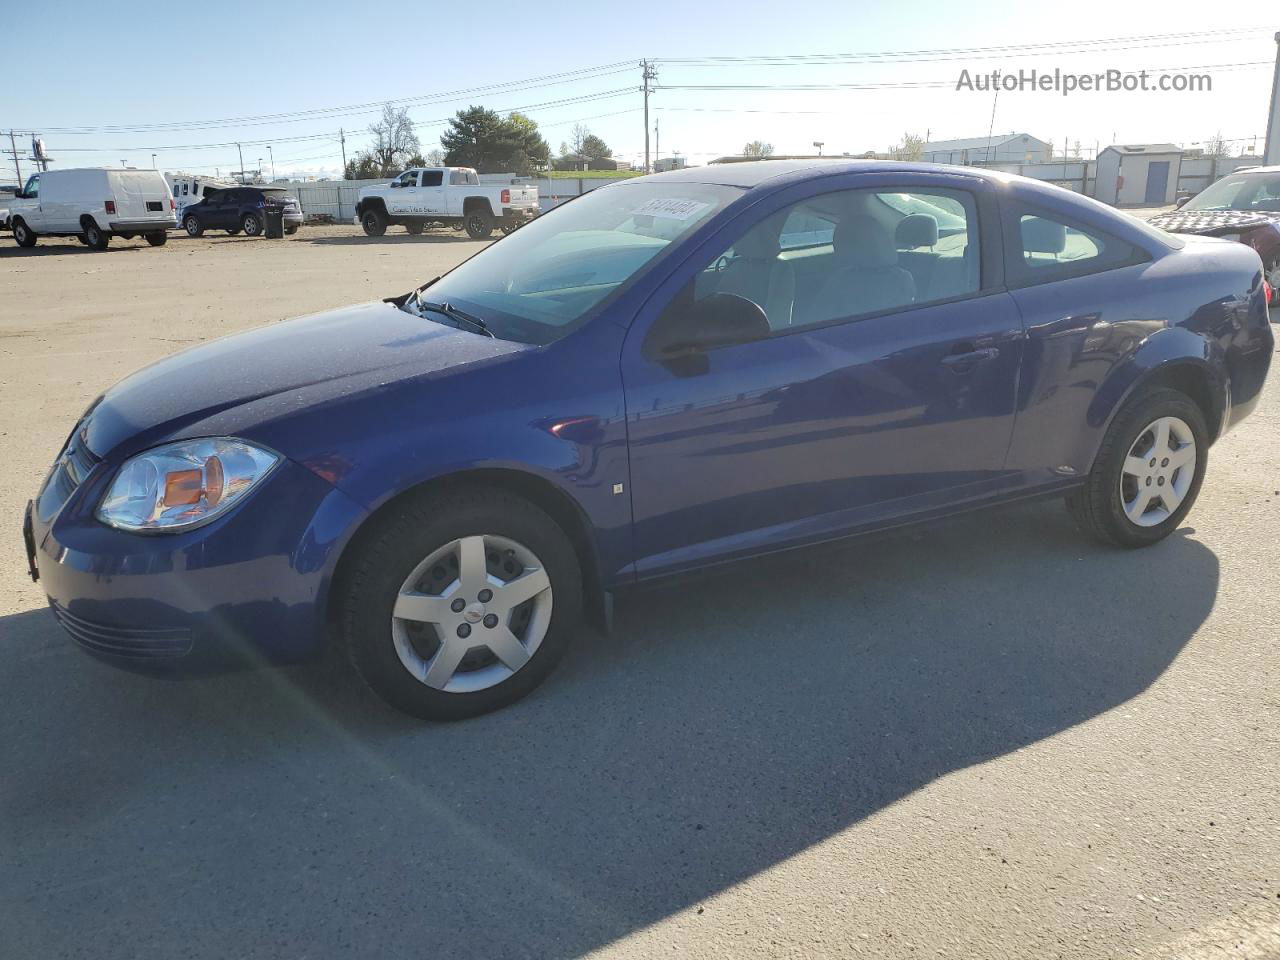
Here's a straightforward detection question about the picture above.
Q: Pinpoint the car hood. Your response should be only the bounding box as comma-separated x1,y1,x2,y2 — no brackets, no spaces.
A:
1148,208,1280,236
84,300,530,458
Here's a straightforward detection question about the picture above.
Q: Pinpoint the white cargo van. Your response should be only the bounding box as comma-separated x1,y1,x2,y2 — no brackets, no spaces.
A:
9,168,176,250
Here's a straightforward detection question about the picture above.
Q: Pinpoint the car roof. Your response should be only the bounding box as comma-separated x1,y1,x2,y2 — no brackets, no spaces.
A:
638,158,1004,189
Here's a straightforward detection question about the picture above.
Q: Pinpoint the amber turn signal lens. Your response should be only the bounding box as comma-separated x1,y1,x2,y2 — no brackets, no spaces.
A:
204,456,225,506
163,469,204,506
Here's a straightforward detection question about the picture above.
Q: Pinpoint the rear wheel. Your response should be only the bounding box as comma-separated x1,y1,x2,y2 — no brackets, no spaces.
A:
84,221,110,250
241,213,262,237
144,232,167,247
1066,387,1208,547
464,207,494,239
361,207,387,237
13,220,36,247
405,222,424,235
340,488,583,721
184,215,204,237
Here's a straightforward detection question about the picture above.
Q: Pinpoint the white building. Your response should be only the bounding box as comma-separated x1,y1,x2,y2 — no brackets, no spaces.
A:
1093,144,1183,206
921,133,1052,165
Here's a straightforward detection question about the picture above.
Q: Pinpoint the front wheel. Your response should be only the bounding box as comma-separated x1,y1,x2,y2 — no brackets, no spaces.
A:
284,225,298,236
145,232,167,247
241,213,262,237
340,488,583,721
1066,387,1208,547
13,220,37,247
464,208,493,239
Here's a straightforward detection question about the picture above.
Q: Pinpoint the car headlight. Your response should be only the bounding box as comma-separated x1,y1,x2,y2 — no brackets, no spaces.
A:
96,438,279,533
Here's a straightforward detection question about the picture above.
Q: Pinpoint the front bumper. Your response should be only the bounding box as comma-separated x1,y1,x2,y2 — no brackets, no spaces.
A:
27,455,368,666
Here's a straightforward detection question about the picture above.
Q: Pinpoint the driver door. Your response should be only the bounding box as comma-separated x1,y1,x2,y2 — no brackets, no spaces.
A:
619,173,1025,579
387,170,420,215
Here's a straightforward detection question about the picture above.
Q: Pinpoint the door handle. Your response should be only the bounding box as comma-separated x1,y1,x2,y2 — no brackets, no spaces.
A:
941,346,999,371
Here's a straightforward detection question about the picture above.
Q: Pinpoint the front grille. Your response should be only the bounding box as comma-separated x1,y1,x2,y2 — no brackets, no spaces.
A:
50,601,193,659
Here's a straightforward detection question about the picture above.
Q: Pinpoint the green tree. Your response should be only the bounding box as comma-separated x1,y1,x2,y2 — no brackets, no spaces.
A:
344,152,382,180
742,140,774,158
440,106,550,175
581,133,612,160
889,133,925,161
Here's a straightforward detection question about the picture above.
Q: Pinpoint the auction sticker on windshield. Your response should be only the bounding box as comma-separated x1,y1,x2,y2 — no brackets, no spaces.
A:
631,198,712,221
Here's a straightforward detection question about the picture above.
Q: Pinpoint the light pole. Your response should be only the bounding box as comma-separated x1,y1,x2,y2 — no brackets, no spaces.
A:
257,158,262,183
151,153,157,169
1264,31,1280,165
268,145,275,180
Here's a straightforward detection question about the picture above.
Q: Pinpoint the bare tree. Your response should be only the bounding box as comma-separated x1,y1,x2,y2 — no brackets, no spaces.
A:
426,148,444,166
570,123,589,156
1203,132,1230,158
367,104,421,176
742,140,774,158
889,133,926,161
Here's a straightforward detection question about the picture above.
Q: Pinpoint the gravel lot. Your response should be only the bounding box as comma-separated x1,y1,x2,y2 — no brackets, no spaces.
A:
1,223,1278,959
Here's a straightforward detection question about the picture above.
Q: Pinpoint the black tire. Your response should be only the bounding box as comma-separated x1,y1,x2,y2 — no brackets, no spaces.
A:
13,219,36,247
145,232,167,247
464,207,494,239
361,207,387,237
84,221,110,250
500,223,517,235
284,225,298,236
1066,387,1208,548
241,213,262,237
405,222,424,235
226,227,242,236
76,234,88,246
340,487,584,721
184,215,204,237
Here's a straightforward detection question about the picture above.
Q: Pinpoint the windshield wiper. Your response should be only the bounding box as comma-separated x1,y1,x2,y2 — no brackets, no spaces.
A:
408,289,493,338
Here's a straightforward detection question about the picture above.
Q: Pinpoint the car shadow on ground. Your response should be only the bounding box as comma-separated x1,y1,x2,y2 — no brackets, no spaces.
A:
0,500,1218,959
300,232,487,246
0,242,155,258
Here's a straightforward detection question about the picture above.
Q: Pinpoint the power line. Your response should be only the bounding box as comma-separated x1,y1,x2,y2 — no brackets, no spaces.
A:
10,61,636,135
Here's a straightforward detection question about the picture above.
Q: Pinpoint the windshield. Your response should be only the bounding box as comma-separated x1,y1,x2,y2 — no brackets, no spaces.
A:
416,181,744,344
1183,172,1280,213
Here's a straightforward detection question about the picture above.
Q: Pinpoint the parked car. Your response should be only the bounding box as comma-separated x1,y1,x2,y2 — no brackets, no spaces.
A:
356,166,539,239
9,167,175,250
1148,165,1280,304
180,186,302,238
25,161,1273,721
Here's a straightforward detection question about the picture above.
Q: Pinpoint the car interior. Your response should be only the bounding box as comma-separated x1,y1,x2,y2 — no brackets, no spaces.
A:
693,188,981,334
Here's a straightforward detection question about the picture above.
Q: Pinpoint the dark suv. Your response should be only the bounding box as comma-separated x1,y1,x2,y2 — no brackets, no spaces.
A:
181,187,303,238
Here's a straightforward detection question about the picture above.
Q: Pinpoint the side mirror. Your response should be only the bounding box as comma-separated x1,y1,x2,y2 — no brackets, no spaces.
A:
1175,195,1191,209
658,293,770,362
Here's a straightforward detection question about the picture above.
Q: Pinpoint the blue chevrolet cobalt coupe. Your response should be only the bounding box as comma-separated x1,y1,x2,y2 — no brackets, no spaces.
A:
25,161,1273,719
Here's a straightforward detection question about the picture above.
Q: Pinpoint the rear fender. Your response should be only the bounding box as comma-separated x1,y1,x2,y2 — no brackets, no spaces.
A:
1087,326,1227,451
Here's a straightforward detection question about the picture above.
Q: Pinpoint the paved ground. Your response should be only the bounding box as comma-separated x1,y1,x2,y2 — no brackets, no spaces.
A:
1,223,1278,959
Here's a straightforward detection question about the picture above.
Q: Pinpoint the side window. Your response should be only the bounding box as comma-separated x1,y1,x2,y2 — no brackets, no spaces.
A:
420,170,443,187
1013,209,1146,284
397,171,418,187
653,185,982,350
449,170,465,185
182,183,189,196
23,175,39,198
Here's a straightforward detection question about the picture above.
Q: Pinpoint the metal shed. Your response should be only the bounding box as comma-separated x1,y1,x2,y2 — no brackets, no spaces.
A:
1094,144,1183,206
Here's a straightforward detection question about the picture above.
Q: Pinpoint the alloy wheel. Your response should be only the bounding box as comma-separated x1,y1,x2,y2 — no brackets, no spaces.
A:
1119,415,1197,527
391,534,553,693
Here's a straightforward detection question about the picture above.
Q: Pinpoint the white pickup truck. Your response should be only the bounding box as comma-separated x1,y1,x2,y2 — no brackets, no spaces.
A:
355,167,539,239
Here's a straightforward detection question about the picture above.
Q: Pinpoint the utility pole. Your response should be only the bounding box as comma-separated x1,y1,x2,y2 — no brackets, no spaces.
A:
339,128,347,175
641,60,657,173
1265,31,1280,165
7,130,21,185
654,118,659,166
268,145,275,180
236,142,245,183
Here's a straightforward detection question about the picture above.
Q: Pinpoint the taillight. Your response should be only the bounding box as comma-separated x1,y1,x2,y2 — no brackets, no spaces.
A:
104,200,116,214
169,198,176,210
501,189,510,204
1266,280,1274,305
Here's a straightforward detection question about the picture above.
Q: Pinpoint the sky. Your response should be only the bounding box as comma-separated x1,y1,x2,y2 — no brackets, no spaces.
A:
5,0,1278,182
